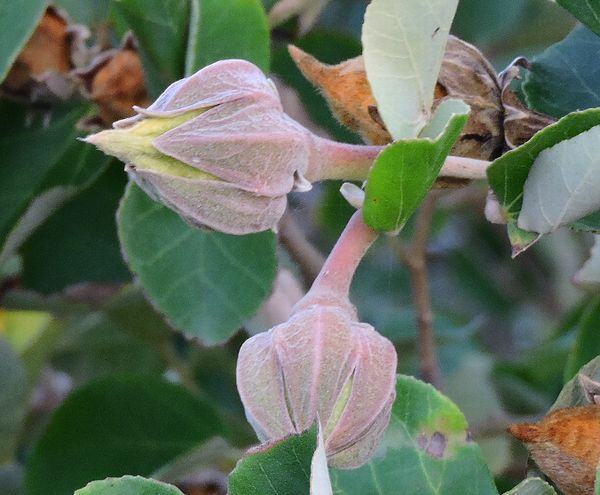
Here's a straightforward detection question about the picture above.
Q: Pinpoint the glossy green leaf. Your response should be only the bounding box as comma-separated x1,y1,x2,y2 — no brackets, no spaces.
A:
0,338,27,461
117,183,277,345
76,476,183,495
228,426,316,495
20,166,130,294
363,100,469,232
503,478,557,495
26,375,223,495
556,0,600,37
112,0,190,97
564,296,600,381
331,375,497,495
0,0,47,83
487,108,600,254
362,0,459,139
185,0,269,75
523,26,600,118
0,102,107,264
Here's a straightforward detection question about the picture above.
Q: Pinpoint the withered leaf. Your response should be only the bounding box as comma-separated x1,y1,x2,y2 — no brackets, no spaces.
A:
509,405,600,495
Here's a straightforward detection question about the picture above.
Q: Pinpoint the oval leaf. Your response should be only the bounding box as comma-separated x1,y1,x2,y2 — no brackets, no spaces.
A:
117,183,277,345
330,375,497,495
228,426,317,495
518,125,600,234
185,0,270,75
75,476,184,495
363,100,469,232
362,0,459,139
26,375,223,495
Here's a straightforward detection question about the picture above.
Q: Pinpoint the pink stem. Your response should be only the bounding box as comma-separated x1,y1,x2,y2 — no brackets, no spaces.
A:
307,210,379,300
306,135,491,182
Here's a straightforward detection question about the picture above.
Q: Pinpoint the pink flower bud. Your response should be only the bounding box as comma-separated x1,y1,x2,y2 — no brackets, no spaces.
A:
84,59,381,235
236,295,397,469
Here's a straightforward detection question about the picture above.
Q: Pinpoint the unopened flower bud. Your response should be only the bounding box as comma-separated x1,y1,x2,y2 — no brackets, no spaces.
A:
237,293,397,469
84,59,382,235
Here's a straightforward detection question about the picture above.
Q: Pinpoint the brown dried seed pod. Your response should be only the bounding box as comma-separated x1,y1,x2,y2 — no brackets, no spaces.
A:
78,35,150,127
508,405,600,495
2,6,73,99
499,58,556,149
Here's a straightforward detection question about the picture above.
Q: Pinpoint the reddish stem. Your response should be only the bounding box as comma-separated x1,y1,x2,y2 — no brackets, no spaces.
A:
307,210,379,301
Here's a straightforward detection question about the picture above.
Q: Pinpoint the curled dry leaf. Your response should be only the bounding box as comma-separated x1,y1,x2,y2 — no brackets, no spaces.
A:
289,37,556,162
78,35,150,128
1,6,85,102
508,405,600,495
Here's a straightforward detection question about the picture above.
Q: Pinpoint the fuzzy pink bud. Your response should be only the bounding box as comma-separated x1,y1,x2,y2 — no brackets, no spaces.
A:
84,60,380,235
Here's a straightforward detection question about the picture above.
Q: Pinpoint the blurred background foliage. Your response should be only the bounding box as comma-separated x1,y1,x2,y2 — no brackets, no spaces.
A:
0,1,596,494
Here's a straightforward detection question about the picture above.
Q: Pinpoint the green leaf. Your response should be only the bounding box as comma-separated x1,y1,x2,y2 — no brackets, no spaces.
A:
185,0,269,75
487,108,600,254
26,375,223,495
574,210,600,233
112,0,190,97
363,100,469,232
517,125,600,235
0,101,109,265
55,0,110,25
552,355,600,410
76,476,183,495
117,183,277,345
228,426,316,495
20,165,130,294
331,375,497,495
556,0,600,37
0,0,47,83
575,236,600,291
503,478,557,495
362,0,459,139
0,338,27,461
564,296,600,381
523,26,600,118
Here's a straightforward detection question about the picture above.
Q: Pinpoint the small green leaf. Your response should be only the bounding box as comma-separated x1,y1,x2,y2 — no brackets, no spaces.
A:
503,477,557,495
112,0,190,97
228,427,316,495
564,296,600,381
75,476,183,495
0,0,47,83
185,0,270,75
487,108,600,254
331,375,497,495
26,375,223,495
523,26,600,118
117,183,277,345
573,210,600,233
556,0,600,37
363,100,469,232
362,0,459,139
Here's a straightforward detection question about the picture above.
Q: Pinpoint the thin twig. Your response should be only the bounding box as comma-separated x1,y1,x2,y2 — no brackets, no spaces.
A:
393,192,442,389
278,210,325,289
